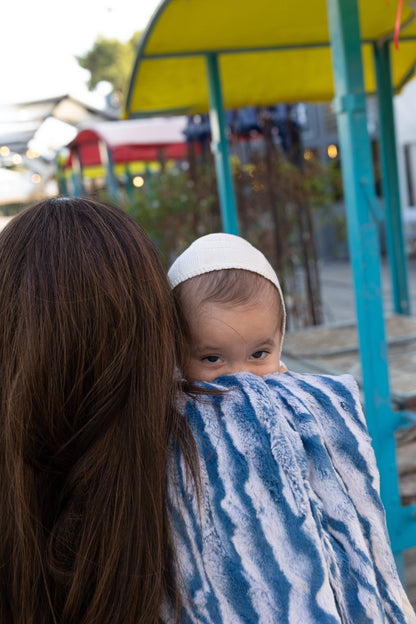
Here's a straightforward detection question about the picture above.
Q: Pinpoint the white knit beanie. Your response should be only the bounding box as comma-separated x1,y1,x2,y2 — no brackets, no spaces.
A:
168,233,286,330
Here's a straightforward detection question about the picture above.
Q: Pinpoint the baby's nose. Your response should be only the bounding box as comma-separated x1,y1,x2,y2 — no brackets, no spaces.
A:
228,362,255,375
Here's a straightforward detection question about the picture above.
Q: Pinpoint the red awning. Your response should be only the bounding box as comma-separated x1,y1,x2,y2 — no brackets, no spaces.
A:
65,117,189,168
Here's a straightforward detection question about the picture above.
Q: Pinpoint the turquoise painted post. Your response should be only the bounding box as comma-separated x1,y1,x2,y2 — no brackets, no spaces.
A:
205,53,239,234
60,173,68,196
125,165,136,204
55,154,68,196
98,140,119,200
71,149,84,197
71,172,81,197
373,41,410,315
325,0,411,552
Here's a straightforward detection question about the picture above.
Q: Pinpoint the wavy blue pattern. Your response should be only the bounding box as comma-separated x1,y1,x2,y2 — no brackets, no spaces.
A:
162,372,413,623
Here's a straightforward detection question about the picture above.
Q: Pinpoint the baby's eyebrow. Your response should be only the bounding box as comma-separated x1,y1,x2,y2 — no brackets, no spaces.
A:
192,344,221,355
254,338,276,348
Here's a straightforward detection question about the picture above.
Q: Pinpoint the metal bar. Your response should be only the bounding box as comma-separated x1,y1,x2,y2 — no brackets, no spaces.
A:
373,41,411,315
390,506,416,553
124,165,136,204
205,53,239,234
142,36,416,60
145,42,330,59
98,140,119,200
394,552,406,585
128,107,192,119
326,0,403,549
70,149,84,197
55,154,68,196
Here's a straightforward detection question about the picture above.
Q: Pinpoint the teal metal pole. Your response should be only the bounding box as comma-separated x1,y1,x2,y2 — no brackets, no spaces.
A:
71,149,84,197
98,140,119,200
205,53,239,234
125,165,136,204
71,172,81,197
373,41,410,315
55,154,68,196
325,0,416,553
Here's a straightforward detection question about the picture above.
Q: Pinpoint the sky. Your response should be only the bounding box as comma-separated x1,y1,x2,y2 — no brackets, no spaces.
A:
0,0,161,107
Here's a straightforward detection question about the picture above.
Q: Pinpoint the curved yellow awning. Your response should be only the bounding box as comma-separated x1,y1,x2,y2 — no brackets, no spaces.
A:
125,0,416,117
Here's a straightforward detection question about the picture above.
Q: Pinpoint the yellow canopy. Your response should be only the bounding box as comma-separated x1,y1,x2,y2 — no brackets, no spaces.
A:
125,0,416,117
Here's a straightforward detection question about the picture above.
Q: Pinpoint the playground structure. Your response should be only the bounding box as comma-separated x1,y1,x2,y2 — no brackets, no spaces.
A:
60,116,190,197
124,0,416,562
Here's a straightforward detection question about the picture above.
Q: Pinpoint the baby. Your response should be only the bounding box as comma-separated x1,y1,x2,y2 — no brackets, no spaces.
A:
168,232,286,382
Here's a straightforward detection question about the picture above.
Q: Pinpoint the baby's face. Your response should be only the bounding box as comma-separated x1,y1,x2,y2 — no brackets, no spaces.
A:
185,291,283,382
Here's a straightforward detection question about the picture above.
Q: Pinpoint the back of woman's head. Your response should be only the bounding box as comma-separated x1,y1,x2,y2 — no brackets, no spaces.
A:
0,197,192,623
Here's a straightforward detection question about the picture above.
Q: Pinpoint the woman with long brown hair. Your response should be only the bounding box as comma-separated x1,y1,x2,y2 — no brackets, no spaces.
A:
1,197,414,624
0,197,198,624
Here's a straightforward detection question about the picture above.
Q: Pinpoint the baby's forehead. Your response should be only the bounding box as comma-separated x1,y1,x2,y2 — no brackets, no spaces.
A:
179,269,281,309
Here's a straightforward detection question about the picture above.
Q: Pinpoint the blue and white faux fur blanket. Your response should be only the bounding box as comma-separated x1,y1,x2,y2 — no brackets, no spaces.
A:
162,372,415,623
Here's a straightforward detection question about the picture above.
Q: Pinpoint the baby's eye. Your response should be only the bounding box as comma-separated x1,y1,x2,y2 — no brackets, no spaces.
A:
202,355,223,364
250,350,268,360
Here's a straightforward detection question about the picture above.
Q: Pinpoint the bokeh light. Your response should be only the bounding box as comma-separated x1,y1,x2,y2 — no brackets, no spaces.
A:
132,175,145,188
327,144,338,159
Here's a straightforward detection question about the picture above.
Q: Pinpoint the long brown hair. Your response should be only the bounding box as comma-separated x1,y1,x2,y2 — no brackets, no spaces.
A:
0,197,197,623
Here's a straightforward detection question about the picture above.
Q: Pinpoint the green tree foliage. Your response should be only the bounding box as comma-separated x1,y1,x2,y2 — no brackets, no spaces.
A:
76,32,142,101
